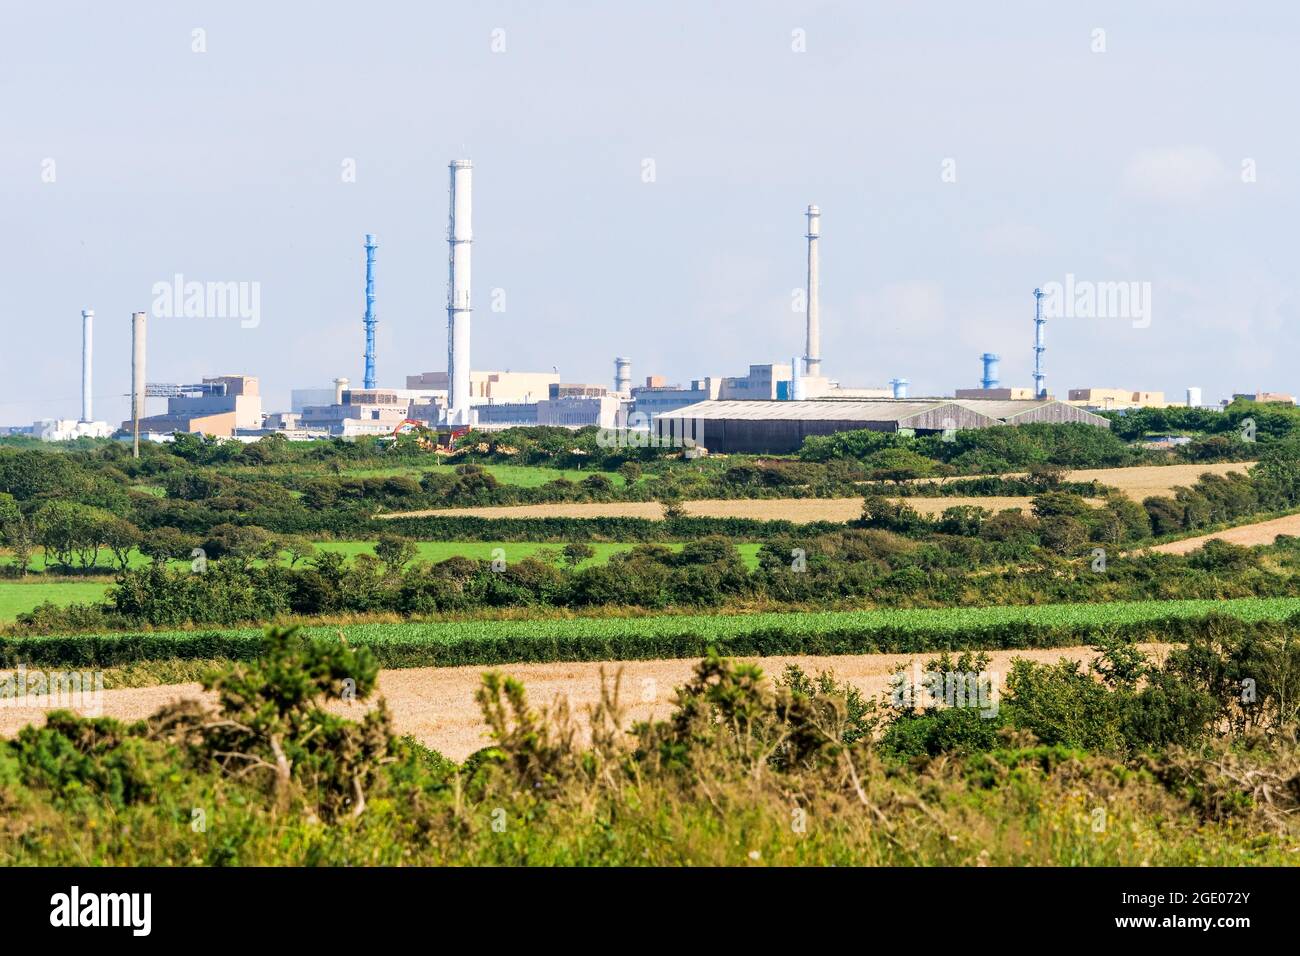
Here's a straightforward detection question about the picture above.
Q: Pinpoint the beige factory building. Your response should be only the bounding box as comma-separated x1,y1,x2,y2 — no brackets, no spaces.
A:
126,375,262,438
955,387,1039,401
406,370,558,405
1066,388,1168,410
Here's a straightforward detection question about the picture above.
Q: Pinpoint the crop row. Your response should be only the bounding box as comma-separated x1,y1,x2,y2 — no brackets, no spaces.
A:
2,598,1299,669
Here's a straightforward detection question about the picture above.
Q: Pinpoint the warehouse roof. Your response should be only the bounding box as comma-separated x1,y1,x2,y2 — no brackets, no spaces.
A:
658,397,1109,428
658,400,968,422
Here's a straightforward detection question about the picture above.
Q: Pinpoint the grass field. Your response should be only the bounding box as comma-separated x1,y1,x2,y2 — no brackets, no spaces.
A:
0,581,112,621
309,539,763,569
208,461,631,488
0,541,765,620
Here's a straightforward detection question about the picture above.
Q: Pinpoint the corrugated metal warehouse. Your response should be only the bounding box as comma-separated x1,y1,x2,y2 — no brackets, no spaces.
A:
655,398,1110,454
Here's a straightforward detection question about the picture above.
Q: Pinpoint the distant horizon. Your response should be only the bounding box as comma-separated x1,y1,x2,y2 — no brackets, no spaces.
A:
4,1,1297,425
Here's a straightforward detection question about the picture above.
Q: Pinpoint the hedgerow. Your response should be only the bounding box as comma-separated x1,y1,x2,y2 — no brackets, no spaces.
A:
3,604,1297,669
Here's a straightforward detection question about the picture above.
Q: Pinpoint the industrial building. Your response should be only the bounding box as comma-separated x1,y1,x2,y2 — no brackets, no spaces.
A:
629,378,719,423
1066,388,1169,410
1232,391,1296,405
956,387,1039,401
291,387,339,413
33,161,1242,451
33,309,113,441
406,369,558,406
125,375,262,439
465,382,624,430
656,397,1110,454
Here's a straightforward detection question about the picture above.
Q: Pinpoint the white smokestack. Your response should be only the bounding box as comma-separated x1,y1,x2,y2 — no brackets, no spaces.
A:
447,159,473,424
804,204,821,378
790,356,805,401
80,309,93,423
130,311,147,457
614,357,632,395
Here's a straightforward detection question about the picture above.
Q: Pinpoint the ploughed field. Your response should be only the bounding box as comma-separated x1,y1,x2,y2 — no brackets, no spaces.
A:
1147,511,1300,555
379,496,1058,521
379,463,1255,522
0,643,1168,760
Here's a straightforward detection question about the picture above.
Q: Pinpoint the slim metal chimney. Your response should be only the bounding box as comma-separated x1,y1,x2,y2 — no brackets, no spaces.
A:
362,234,378,389
1032,288,1046,399
804,204,821,377
446,160,473,424
130,311,147,458
80,309,94,423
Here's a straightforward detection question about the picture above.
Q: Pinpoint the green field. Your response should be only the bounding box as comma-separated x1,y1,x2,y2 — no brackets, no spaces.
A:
208,461,632,488
5,597,1298,669
0,581,112,621
0,541,766,620
309,540,763,569
3,540,764,575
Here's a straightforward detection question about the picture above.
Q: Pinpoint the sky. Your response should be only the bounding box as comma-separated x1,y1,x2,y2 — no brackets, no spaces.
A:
2,0,1298,426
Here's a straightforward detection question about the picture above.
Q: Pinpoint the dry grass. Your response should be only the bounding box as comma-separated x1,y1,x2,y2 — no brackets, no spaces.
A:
379,496,1068,522
1146,512,1300,555
376,463,1255,524
1063,462,1254,500
0,644,1168,761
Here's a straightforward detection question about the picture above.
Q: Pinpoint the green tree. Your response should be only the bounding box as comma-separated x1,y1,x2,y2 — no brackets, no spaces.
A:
101,516,142,570
138,527,200,566
375,533,417,574
281,535,317,568
562,541,596,567
0,492,36,576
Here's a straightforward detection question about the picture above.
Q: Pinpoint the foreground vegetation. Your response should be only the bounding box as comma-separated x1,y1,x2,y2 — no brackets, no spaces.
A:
2,624,1296,865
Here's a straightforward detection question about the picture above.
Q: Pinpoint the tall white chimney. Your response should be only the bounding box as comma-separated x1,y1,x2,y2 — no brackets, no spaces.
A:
804,204,821,378
447,159,473,424
131,311,147,457
80,309,94,423
614,357,632,396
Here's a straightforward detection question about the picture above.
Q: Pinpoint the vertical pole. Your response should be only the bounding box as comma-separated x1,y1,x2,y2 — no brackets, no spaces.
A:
804,204,821,377
1032,288,1046,399
363,234,378,389
81,309,94,423
447,160,473,423
131,311,146,458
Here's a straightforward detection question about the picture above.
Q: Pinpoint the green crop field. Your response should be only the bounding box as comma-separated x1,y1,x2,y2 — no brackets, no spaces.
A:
6,597,1299,669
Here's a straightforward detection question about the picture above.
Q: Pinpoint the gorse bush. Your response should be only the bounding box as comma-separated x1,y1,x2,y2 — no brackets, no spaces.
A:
3,629,1300,865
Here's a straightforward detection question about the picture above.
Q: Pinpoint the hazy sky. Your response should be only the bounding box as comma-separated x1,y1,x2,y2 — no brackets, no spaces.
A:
3,1,1298,425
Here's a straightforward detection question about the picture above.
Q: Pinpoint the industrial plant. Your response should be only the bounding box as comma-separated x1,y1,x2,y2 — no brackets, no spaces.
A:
12,157,1278,454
